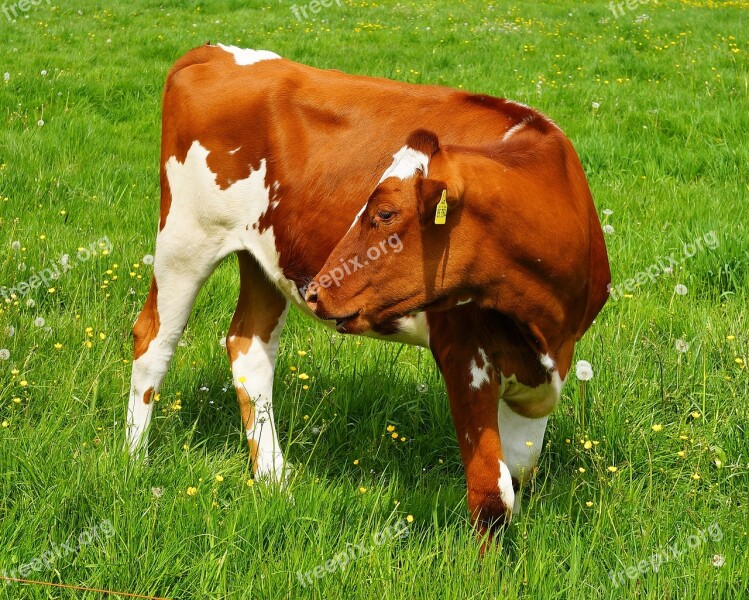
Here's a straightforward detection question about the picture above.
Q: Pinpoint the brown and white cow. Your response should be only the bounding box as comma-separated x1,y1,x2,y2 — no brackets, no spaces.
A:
127,43,610,539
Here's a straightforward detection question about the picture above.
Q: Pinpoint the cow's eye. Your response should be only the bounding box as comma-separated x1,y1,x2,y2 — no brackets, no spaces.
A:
376,209,395,222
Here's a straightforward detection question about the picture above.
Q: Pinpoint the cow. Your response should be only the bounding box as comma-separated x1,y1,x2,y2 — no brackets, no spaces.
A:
127,43,610,541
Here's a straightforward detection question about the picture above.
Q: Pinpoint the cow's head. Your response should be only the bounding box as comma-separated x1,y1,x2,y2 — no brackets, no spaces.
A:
306,130,488,334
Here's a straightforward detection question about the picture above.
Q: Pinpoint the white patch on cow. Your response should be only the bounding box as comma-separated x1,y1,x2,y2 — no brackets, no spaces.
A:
498,399,548,485
217,44,281,66
378,144,430,183
391,314,429,347
502,120,527,141
498,459,516,516
456,298,473,306
228,146,241,155
233,304,289,481
469,348,492,390
539,353,555,371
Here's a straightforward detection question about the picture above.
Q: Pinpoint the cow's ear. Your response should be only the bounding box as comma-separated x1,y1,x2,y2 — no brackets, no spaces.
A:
418,178,459,225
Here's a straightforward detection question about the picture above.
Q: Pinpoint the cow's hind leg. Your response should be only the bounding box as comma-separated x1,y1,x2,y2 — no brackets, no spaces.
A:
226,251,289,481
127,236,224,455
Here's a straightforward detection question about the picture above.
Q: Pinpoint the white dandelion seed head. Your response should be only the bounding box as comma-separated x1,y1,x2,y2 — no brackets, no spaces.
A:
3,72,9,82
591,101,600,109
18,263,26,272
663,267,673,275
34,317,45,327
675,284,688,296
602,209,613,216
142,254,154,265
60,254,70,265
575,360,594,381
40,69,47,76
37,119,44,127
675,339,689,353
11,240,21,251
219,336,227,348
25,298,35,308
603,224,615,235
0,349,9,360
416,383,428,393
4,325,15,337
712,554,725,568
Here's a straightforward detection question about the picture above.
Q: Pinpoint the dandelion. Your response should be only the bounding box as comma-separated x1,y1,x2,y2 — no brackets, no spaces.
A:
0,349,9,360
578,467,586,473
37,119,44,127
691,473,700,480
10,240,20,250
1,421,8,428
591,101,600,109
416,383,428,393
353,459,359,465
391,432,399,439
151,487,164,498
298,373,309,380
186,486,198,496
406,515,414,523
19,380,28,387
34,317,45,327
25,299,35,308
690,411,701,419
214,474,224,483
575,360,593,381
651,424,663,432
674,284,688,295
297,350,307,356
525,441,534,447
41,69,47,76
53,343,62,350
387,425,395,433
602,224,615,235
585,501,594,507
238,376,246,383
358,487,367,494
736,357,745,366
712,554,725,568
677,451,686,458
726,335,735,341
602,209,613,216
3,73,9,81
607,466,618,473
219,336,226,348
246,479,254,487
675,339,689,353
142,254,154,265
583,440,592,450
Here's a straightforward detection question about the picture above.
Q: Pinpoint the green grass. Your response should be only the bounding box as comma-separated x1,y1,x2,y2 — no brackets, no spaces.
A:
1,0,748,598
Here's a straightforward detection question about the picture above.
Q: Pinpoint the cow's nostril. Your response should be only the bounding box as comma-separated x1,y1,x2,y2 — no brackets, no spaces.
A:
305,282,319,309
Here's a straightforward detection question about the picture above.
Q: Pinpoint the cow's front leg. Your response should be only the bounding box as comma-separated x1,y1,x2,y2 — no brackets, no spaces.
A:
431,338,514,539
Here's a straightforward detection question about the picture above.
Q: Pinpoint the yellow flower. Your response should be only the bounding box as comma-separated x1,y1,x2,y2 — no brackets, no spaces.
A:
12,398,20,404
585,501,594,507
54,343,62,350
182,444,189,450
1,420,8,428
391,432,399,439
85,341,93,348
214,475,224,483
651,424,663,432
677,451,686,458
48,287,55,294
186,486,198,496
297,350,307,356
406,515,414,523
584,440,592,450
246,479,254,487
691,473,700,480
400,437,406,442
99,332,106,340
298,373,309,380
238,376,247,383
359,487,367,494
690,411,701,419
607,466,618,473
726,335,735,340
19,380,27,387
525,441,534,447
353,459,359,465
735,357,745,366
303,385,309,390
578,467,586,473
290,366,297,372
387,425,395,432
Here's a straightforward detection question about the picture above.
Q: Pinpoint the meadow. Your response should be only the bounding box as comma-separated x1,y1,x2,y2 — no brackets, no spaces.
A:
1,0,748,598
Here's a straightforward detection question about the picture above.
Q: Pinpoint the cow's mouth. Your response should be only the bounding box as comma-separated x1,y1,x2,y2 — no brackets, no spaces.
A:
332,310,362,333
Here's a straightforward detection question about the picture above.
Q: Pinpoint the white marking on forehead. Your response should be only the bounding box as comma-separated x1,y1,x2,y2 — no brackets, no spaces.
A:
217,44,281,66
539,353,555,371
228,146,241,155
378,145,430,183
498,460,515,517
469,348,492,390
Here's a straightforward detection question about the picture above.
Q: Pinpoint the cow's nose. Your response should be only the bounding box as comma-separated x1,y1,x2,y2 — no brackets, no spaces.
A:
305,282,319,312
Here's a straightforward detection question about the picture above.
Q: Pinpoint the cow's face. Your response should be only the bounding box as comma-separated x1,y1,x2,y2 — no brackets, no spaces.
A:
306,130,478,334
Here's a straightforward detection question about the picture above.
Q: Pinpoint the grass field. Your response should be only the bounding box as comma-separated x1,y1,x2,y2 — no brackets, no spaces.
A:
1,0,748,598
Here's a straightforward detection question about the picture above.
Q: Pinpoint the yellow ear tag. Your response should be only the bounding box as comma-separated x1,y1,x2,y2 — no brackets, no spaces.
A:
434,190,448,225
